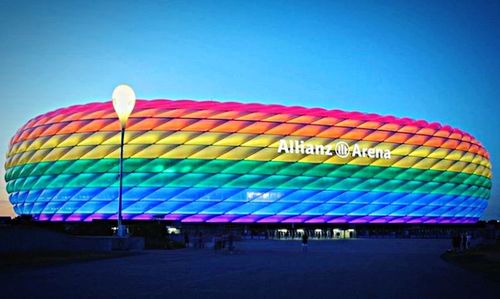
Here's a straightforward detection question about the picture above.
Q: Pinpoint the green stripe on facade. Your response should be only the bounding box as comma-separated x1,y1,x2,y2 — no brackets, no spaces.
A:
5,158,491,199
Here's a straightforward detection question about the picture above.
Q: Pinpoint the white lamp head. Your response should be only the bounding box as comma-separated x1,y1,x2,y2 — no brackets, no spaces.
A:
112,84,136,128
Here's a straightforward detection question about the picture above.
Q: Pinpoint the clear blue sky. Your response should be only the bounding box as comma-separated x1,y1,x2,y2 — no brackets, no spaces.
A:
0,0,498,219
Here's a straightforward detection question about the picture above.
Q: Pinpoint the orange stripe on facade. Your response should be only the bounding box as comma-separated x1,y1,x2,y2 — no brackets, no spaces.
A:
11,118,489,159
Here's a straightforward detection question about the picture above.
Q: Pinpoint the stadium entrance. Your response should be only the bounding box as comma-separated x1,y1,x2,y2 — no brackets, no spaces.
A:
270,228,356,240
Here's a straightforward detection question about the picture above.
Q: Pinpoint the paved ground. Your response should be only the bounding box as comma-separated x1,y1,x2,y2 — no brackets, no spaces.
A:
0,239,498,299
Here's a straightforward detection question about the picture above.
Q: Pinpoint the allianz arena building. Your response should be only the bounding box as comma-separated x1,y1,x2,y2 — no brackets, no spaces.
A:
4,100,492,224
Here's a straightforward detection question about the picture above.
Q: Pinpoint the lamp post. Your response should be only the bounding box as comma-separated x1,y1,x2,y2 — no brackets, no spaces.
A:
112,84,136,237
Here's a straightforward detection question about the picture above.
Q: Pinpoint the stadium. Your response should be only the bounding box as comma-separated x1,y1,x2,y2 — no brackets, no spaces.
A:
4,99,492,224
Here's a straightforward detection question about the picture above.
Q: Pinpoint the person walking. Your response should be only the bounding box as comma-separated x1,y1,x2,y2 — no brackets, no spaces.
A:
184,231,190,248
461,232,467,252
466,232,472,249
302,233,309,253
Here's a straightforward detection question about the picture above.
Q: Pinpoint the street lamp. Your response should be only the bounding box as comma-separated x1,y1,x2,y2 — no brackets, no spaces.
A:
112,84,136,237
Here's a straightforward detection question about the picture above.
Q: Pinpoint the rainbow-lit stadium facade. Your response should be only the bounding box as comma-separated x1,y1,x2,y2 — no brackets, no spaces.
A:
4,100,492,223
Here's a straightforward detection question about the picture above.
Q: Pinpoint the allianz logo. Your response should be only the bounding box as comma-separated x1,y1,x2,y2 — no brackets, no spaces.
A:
277,139,391,160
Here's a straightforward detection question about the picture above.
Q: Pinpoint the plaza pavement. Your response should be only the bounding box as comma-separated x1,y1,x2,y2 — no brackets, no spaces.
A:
0,239,498,299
